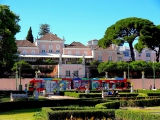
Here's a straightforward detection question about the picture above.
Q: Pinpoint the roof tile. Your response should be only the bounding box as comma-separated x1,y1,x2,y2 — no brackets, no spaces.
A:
65,41,89,48
16,40,36,47
38,33,63,41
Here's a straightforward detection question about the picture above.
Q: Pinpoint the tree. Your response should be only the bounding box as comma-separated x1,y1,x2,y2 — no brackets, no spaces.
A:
98,17,154,61
26,27,34,43
11,60,32,71
135,25,160,62
0,5,20,77
38,23,50,36
46,58,54,64
98,61,117,73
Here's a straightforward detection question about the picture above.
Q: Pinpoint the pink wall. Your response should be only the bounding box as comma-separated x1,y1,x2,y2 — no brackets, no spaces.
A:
38,42,63,54
1,78,160,90
0,78,31,90
60,64,84,77
18,48,39,55
63,49,92,56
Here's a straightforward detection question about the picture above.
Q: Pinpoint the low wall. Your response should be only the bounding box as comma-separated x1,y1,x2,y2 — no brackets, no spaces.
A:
0,78,159,90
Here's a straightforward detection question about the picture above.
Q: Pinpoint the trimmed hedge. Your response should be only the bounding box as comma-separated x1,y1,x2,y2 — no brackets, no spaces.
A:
64,92,138,98
147,92,160,96
116,109,160,120
42,107,115,120
0,99,104,112
95,101,120,109
120,98,160,107
136,89,160,93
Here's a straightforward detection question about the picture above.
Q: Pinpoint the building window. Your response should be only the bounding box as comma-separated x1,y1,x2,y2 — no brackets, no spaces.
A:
22,50,27,54
98,56,102,62
42,50,45,52
49,45,53,49
84,51,88,55
73,71,78,77
146,53,150,57
108,56,112,61
49,50,52,53
56,50,60,53
76,51,80,55
118,57,122,61
56,45,60,49
31,50,35,55
123,51,129,57
98,52,102,56
42,45,46,49
66,70,70,77
68,51,71,55
139,53,141,57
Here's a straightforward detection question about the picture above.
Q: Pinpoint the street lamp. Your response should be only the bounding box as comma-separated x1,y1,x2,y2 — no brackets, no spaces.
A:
19,64,22,91
153,59,156,89
15,71,18,90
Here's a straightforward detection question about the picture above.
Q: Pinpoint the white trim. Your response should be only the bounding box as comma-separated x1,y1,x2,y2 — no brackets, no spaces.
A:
64,48,90,50
19,54,93,58
18,47,38,49
37,40,64,43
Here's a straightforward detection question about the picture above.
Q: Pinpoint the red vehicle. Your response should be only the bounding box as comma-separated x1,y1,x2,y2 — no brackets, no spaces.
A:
28,79,45,92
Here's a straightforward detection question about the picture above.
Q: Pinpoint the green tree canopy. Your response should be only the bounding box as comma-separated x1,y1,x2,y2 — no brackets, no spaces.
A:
26,27,34,43
98,61,117,73
130,60,149,71
0,5,20,77
135,25,160,62
98,17,154,61
116,61,128,72
38,23,50,36
11,60,32,71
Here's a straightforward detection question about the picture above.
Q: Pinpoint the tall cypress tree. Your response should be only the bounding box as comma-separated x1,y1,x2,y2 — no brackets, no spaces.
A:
26,27,34,43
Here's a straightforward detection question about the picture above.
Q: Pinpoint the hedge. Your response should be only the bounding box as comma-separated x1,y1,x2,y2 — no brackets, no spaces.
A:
120,98,160,107
115,109,160,120
95,101,120,109
135,89,160,93
0,99,104,112
42,107,115,120
64,92,138,98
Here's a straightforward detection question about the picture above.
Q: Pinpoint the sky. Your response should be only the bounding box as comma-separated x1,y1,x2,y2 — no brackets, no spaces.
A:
1,0,160,46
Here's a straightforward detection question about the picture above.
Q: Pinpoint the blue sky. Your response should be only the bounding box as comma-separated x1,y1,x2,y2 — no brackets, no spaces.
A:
1,0,160,46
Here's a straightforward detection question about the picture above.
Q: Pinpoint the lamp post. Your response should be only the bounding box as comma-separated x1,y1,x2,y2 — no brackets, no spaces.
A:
142,71,145,89
15,71,18,90
19,64,22,91
153,59,156,89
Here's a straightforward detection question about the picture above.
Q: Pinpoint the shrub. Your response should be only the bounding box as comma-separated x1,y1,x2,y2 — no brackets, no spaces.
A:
95,101,120,109
116,109,160,120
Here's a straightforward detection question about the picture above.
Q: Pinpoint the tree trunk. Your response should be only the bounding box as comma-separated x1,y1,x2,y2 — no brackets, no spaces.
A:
128,42,135,61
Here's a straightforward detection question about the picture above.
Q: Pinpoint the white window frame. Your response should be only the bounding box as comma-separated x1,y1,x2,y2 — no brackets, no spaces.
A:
73,70,79,77
68,51,71,55
31,50,35,55
98,56,102,62
66,70,70,77
22,50,27,54
146,53,150,57
76,51,80,55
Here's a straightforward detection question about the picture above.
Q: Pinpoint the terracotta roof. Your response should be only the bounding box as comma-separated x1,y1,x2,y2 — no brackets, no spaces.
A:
65,41,89,48
38,33,63,41
94,45,114,50
16,40,36,47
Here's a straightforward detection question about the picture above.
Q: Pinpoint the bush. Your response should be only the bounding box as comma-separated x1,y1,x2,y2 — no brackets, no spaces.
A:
120,98,160,107
116,109,160,120
42,107,115,120
95,101,120,109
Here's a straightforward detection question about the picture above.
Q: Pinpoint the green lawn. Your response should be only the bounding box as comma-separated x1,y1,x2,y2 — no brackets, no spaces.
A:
0,108,43,120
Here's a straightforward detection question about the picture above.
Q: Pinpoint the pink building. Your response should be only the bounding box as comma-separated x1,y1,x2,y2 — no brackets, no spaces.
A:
16,33,123,77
